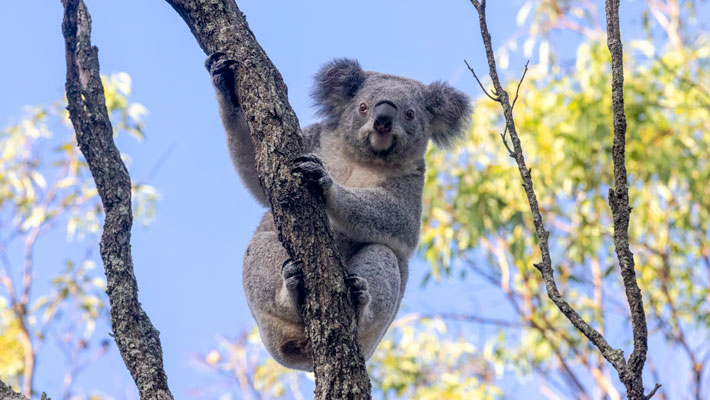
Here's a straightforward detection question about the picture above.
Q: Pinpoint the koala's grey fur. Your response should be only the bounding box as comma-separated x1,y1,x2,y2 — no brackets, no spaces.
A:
207,55,471,371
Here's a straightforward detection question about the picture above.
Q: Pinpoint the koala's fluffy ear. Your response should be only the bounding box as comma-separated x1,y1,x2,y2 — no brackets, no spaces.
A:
312,58,366,119
425,82,472,148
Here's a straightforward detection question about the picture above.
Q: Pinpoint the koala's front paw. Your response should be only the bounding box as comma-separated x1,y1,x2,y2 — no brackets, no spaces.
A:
346,273,371,322
281,258,305,306
205,52,240,107
291,155,333,196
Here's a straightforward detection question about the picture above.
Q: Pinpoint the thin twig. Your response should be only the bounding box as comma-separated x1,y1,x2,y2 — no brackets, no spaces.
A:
499,128,515,157
511,60,530,111
464,59,499,102
646,384,662,400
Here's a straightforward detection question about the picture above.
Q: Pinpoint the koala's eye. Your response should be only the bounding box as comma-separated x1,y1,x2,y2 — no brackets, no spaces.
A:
358,102,368,114
405,109,415,120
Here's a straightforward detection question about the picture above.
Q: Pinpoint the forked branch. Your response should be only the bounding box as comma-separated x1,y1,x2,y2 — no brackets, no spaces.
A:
467,0,659,398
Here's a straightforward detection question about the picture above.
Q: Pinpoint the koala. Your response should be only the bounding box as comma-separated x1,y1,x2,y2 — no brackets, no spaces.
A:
206,54,470,371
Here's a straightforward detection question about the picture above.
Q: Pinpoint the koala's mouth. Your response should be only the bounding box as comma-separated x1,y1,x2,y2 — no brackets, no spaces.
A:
367,132,397,157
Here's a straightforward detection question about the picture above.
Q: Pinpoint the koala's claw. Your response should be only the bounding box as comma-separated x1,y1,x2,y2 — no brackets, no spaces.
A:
206,52,238,71
346,273,371,317
205,52,227,71
212,59,238,75
291,155,332,194
282,258,305,305
293,154,324,166
206,52,240,106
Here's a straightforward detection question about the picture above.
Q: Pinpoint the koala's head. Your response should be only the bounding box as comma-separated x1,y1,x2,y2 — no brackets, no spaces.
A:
312,59,471,165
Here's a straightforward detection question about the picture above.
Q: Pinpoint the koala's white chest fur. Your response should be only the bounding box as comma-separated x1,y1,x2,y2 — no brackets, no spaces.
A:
325,156,385,188
318,134,419,188
318,135,386,188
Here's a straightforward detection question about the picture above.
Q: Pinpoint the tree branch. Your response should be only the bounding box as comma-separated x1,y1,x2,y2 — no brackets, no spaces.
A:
604,0,650,393
0,379,48,400
0,380,28,400
468,0,625,372
61,1,173,399
163,1,371,399
467,0,659,398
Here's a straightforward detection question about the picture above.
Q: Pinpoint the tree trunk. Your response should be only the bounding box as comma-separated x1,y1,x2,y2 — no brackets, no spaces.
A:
164,1,372,398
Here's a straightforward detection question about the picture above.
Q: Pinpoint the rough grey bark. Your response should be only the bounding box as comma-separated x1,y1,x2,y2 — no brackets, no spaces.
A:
0,380,46,400
604,0,652,397
164,1,372,399
467,0,659,398
61,1,173,399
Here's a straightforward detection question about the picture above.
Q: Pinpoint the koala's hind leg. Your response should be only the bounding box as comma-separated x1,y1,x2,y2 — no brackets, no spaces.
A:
243,214,313,370
347,244,401,359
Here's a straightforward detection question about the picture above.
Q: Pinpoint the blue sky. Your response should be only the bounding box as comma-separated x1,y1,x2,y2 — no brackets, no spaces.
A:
0,0,682,398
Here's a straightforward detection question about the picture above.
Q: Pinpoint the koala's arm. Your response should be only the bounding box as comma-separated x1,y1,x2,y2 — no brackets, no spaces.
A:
206,54,267,206
217,100,270,206
326,174,423,259
215,93,323,208
208,54,323,207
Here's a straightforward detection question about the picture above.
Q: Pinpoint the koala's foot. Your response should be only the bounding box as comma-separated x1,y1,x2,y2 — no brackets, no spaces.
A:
346,273,371,323
205,52,240,107
281,258,305,306
291,155,333,196
280,337,311,360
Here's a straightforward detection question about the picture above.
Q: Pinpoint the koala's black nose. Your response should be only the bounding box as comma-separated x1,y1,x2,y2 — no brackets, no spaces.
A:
373,101,397,134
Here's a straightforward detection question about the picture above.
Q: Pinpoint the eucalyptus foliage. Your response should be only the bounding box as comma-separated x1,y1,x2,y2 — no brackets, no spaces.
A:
421,33,709,399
